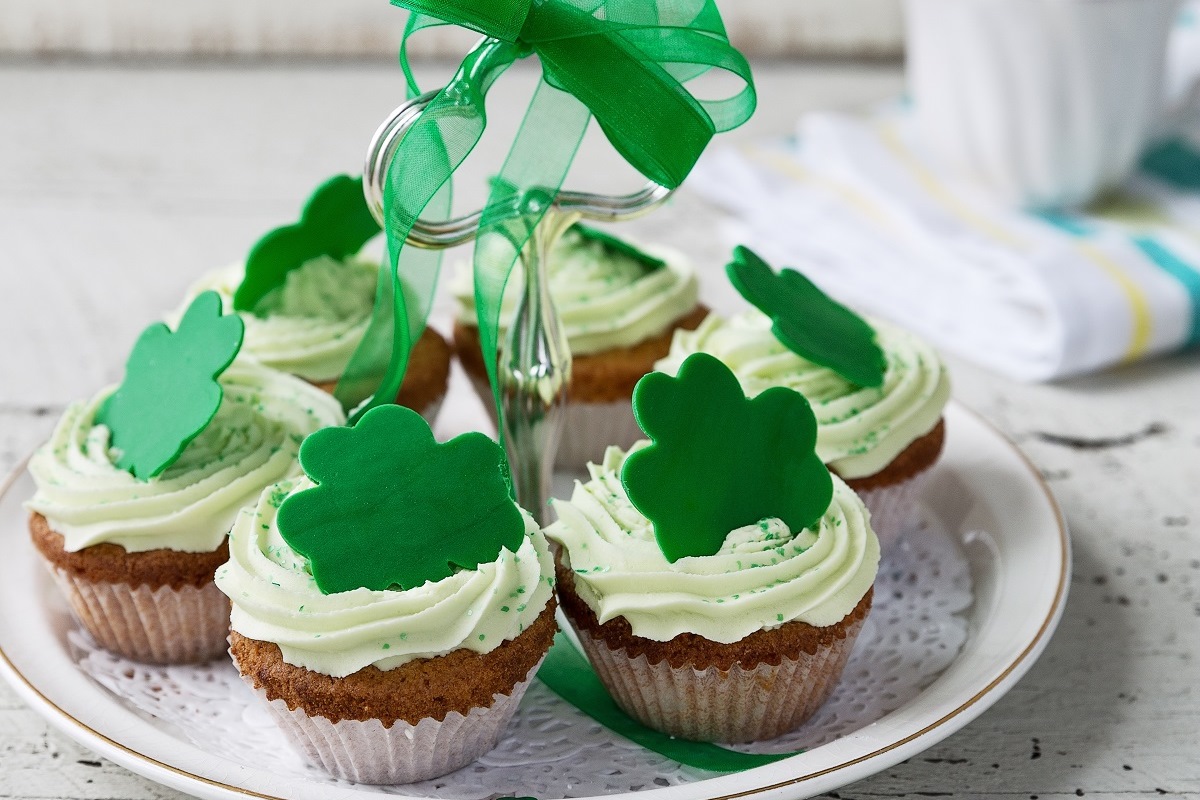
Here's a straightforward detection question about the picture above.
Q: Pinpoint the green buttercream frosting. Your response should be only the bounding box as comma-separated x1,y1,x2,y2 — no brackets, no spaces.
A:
655,311,950,479
546,444,879,644
453,227,698,356
216,478,555,678
26,360,345,553
174,256,378,383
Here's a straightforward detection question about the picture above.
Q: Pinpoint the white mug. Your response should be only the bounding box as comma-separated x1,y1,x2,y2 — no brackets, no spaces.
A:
904,0,1200,210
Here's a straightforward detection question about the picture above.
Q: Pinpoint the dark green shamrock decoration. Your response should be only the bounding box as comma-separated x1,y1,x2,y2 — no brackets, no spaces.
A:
573,223,666,271
727,246,885,388
234,174,381,312
277,404,526,594
622,353,833,562
95,291,244,480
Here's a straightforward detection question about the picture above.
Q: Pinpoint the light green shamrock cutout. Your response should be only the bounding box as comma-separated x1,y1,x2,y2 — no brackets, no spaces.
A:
234,174,381,312
622,352,833,562
277,404,527,594
96,291,244,480
727,246,885,388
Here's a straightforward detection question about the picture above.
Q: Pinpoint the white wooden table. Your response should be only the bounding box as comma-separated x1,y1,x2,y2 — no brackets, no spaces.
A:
1,61,1198,800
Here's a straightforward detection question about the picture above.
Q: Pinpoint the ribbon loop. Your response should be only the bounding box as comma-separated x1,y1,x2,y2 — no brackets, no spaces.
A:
391,0,755,190
395,0,533,43
345,0,756,445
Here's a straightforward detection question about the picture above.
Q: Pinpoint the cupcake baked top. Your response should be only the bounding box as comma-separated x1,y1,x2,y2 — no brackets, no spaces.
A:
453,225,699,356
655,310,950,480
172,173,389,386
175,255,378,384
547,443,878,644
216,403,556,679
27,358,345,554
216,477,555,678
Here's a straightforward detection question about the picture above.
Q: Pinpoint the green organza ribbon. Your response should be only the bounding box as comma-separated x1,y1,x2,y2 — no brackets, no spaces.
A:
336,0,756,434
538,633,802,772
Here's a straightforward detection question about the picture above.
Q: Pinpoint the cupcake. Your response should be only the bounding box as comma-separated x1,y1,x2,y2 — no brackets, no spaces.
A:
26,355,345,664
216,404,557,784
546,353,880,743
655,248,951,550
175,257,452,424
453,223,707,467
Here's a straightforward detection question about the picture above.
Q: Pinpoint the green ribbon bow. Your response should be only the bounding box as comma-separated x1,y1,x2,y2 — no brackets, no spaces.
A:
338,0,756,445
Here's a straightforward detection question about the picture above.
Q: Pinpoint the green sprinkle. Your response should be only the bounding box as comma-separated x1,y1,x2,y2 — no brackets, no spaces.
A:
381,643,390,650
268,487,289,508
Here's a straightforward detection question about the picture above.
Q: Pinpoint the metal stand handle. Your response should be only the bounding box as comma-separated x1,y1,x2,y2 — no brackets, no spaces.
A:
497,210,576,522
363,91,674,523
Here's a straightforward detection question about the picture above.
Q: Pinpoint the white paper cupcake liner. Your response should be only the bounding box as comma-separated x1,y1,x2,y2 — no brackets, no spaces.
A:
467,375,640,470
556,399,642,469
575,618,865,743
51,568,230,664
417,394,445,428
854,467,936,553
242,657,543,785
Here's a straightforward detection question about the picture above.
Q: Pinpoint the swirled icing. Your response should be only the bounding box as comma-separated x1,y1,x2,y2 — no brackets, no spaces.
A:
175,256,378,382
216,478,556,677
452,227,699,355
26,360,345,553
655,311,950,479
545,444,879,643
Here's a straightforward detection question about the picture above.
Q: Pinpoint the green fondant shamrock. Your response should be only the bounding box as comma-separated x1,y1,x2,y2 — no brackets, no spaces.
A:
573,223,666,271
234,174,381,312
96,291,244,480
622,352,833,563
727,246,885,388
277,404,527,594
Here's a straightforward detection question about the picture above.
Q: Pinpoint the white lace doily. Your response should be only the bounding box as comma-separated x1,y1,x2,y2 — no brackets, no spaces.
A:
69,508,972,799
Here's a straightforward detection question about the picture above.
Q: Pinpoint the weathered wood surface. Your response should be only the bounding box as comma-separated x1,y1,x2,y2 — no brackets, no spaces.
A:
0,0,904,60
1,62,1197,800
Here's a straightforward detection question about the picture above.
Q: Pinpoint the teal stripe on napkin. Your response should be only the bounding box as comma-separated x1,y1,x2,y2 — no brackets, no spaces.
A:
1034,211,1093,237
1131,236,1200,346
1035,212,1200,346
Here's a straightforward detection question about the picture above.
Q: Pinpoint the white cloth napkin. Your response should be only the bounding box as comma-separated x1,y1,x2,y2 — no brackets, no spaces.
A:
688,113,1200,381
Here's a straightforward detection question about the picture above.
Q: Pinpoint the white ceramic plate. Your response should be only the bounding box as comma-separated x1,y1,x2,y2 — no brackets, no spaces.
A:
0,401,1068,800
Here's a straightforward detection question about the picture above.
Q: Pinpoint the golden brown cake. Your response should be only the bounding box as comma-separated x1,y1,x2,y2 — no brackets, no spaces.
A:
24,360,344,664
546,445,880,742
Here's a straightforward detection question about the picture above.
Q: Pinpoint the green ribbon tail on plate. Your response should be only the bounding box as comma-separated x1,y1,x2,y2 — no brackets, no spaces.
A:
335,38,522,420
538,633,802,772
